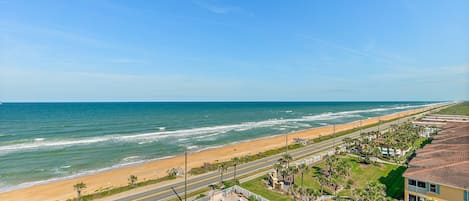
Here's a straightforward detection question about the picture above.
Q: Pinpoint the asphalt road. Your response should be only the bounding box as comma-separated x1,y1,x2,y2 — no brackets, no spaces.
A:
115,106,444,201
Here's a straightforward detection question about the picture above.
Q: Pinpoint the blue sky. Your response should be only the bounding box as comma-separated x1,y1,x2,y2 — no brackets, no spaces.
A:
0,0,468,101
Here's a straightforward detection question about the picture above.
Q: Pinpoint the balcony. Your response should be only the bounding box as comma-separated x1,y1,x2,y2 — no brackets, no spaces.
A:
408,185,427,195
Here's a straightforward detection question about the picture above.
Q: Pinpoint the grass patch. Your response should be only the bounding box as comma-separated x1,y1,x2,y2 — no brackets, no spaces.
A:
436,102,469,116
73,175,176,201
240,176,292,201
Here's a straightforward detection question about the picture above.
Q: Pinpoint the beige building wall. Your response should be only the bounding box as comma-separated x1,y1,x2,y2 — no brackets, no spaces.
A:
404,178,466,201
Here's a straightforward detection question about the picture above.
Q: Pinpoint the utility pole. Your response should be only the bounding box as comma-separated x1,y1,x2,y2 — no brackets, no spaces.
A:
184,146,187,201
285,133,288,155
359,120,363,135
378,117,381,132
333,124,336,147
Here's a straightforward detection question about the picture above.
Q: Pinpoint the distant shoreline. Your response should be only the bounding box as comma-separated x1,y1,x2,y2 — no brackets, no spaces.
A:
0,103,447,201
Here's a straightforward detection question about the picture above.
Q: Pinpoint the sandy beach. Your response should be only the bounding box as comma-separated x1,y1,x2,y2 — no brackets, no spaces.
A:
0,106,436,201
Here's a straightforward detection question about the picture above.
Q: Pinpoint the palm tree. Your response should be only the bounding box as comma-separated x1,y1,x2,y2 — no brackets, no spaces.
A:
73,182,86,201
298,164,309,189
325,155,338,180
218,163,228,185
232,157,240,183
273,162,283,179
316,174,327,195
342,137,353,149
330,174,341,196
128,175,138,186
288,165,299,185
282,154,293,168
353,181,386,201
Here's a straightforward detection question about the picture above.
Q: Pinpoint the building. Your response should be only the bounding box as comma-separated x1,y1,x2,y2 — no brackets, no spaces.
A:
403,122,469,201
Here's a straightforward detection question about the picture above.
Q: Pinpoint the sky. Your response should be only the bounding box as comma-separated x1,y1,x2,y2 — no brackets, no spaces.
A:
0,0,468,102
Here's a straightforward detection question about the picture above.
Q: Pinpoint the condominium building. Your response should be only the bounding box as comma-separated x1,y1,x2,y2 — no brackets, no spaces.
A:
403,122,469,201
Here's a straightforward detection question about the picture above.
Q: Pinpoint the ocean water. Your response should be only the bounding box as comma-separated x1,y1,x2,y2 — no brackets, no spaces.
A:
0,102,436,191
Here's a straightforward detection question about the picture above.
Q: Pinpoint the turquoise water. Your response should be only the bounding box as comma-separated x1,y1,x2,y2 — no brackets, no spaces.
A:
0,102,436,191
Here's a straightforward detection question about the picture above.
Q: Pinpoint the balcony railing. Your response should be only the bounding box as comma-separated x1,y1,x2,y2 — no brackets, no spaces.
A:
408,185,427,195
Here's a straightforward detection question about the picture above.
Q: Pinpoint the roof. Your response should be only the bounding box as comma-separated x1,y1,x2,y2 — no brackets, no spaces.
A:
403,122,469,190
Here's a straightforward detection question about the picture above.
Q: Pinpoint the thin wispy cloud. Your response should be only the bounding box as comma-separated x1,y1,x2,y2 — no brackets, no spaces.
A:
0,20,111,48
377,64,469,80
193,0,241,14
108,58,149,65
298,34,412,64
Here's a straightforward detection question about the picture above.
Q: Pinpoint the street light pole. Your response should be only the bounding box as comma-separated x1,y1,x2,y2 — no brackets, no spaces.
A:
333,124,336,147
378,117,381,132
285,133,288,155
360,120,363,135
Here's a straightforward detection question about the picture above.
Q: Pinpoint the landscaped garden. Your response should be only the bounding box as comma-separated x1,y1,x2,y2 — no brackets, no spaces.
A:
241,156,405,201
240,121,430,201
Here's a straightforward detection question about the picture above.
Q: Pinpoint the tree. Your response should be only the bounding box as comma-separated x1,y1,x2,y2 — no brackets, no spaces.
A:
342,137,353,149
232,157,240,183
324,155,339,180
353,181,387,201
282,154,293,168
73,182,87,201
330,174,341,196
306,188,321,201
298,164,309,189
128,175,138,186
273,162,283,179
288,165,299,185
315,174,327,195
218,163,228,184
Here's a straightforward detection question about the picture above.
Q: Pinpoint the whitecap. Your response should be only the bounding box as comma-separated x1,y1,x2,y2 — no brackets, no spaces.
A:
0,103,440,154
187,145,198,150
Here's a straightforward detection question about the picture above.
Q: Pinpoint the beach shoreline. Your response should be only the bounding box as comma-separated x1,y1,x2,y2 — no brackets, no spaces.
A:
0,104,443,201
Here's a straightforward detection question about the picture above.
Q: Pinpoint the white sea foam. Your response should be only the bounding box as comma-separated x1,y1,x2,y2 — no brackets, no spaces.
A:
60,165,71,169
0,155,176,193
0,103,436,154
121,156,141,162
187,145,198,150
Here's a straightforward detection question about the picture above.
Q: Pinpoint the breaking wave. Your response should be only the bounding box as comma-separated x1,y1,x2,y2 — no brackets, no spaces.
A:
0,103,434,154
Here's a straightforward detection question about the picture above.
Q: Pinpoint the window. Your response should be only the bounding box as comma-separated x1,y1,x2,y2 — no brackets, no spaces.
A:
409,194,426,201
417,181,426,188
408,179,417,186
430,184,436,193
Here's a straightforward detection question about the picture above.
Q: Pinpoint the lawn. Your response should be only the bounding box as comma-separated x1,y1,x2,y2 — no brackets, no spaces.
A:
436,102,469,115
240,176,292,201
299,157,403,198
242,156,406,201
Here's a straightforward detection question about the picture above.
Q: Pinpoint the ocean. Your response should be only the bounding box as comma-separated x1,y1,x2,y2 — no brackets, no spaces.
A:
0,102,436,192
